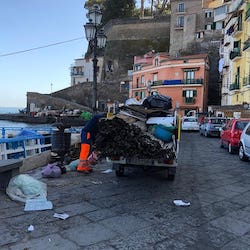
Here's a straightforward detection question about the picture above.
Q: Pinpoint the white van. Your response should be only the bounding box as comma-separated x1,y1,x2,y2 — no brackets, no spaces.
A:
181,116,199,131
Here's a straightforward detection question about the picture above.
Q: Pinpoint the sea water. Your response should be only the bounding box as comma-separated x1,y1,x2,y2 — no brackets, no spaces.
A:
0,107,21,114
0,107,46,128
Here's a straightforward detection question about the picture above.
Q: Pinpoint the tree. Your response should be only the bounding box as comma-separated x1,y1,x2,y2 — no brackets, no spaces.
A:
102,0,136,24
148,0,170,16
84,0,105,9
141,0,144,18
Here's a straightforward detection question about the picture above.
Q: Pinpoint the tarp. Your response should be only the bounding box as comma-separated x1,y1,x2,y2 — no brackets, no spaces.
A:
16,129,44,139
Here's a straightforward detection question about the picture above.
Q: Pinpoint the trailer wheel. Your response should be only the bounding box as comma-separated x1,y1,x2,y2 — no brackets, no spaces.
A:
162,168,176,181
115,166,125,177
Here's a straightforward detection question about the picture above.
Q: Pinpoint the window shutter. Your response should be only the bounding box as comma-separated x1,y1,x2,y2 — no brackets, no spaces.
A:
182,90,186,97
193,90,197,97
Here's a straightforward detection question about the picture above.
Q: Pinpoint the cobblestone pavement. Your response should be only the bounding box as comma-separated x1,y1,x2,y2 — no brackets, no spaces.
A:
1,132,250,250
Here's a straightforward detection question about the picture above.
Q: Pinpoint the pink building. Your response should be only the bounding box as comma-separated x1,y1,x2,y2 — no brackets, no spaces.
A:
131,51,210,115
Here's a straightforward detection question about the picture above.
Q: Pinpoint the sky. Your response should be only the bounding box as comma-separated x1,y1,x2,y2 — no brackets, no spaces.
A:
0,1,144,108
0,1,89,108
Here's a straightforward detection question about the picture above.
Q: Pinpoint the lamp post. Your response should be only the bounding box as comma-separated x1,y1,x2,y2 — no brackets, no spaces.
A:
84,4,107,112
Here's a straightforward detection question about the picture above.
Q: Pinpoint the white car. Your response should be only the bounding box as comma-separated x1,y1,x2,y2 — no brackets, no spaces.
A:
181,117,199,131
239,121,250,161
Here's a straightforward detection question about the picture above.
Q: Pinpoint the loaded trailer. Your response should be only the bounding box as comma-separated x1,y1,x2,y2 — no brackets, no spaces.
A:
96,104,181,181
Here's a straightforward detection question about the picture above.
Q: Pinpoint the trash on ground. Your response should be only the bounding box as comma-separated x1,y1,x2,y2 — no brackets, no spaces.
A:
24,198,53,211
91,180,102,185
41,163,62,178
88,150,100,165
28,225,34,232
65,159,79,171
102,169,112,174
173,200,190,206
6,174,47,203
53,213,70,220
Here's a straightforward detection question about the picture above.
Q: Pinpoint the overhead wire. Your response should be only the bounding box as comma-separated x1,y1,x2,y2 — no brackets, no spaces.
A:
0,37,84,57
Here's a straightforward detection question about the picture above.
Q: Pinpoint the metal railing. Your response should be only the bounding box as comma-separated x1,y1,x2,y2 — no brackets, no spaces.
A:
229,83,240,90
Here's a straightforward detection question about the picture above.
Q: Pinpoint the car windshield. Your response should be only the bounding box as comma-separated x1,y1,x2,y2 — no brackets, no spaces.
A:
183,118,198,122
235,121,250,130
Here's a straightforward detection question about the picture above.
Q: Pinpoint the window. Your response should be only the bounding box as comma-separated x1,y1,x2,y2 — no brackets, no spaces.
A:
205,11,213,18
155,58,159,66
153,73,158,82
136,78,139,88
235,66,240,84
140,91,145,99
177,16,184,27
205,24,212,30
178,3,185,12
233,41,241,52
246,124,250,135
214,21,224,30
134,64,141,71
236,121,249,131
182,90,197,104
196,31,204,38
184,70,195,84
141,75,145,85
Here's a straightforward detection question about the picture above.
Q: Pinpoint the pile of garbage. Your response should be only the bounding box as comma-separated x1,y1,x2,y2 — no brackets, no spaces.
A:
95,95,177,160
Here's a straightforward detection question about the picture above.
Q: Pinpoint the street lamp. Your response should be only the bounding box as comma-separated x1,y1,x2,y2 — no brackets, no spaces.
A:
84,4,107,112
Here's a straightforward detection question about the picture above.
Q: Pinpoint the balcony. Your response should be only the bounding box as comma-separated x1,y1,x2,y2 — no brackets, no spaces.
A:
152,80,163,86
174,24,184,30
183,79,203,84
229,82,240,91
163,79,182,85
232,23,243,37
71,72,84,76
243,39,250,51
163,79,203,85
230,48,241,61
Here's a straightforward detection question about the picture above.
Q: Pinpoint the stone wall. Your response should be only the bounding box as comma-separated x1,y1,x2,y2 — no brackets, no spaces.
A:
26,91,92,112
104,16,171,84
27,82,128,112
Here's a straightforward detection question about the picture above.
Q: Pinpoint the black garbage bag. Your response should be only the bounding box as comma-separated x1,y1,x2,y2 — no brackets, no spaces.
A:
142,94,172,110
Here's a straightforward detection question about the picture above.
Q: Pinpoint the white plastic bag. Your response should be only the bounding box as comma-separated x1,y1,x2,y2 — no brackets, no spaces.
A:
6,174,47,203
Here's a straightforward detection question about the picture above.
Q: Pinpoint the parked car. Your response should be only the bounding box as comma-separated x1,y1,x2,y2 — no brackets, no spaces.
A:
181,116,199,131
220,118,250,154
239,121,250,161
200,117,227,137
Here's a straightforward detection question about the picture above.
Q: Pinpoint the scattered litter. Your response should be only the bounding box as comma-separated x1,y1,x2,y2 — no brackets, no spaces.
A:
173,200,190,207
28,225,34,232
53,213,70,220
65,159,79,171
88,150,99,165
91,181,102,185
6,174,47,203
41,163,62,178
102,169,112,174
24,198,53,211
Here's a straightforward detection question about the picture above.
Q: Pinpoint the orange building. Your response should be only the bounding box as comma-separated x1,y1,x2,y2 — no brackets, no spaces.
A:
131,51,210,115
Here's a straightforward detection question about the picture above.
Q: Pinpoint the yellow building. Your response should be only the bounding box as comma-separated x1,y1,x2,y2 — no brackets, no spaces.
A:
230,1,250,105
